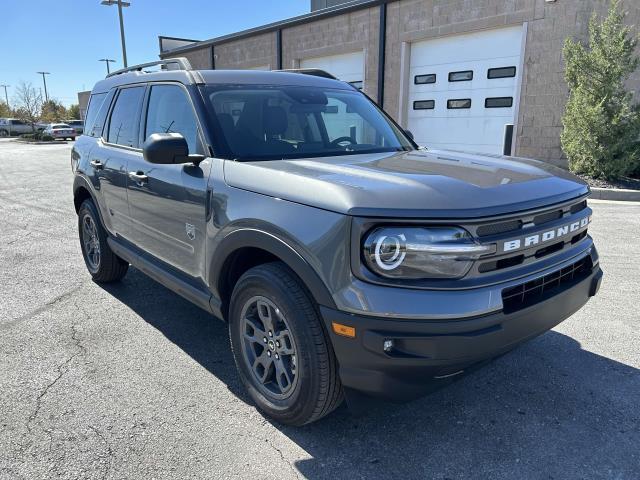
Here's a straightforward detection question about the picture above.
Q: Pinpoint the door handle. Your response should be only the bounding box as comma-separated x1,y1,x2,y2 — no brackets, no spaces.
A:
128,171,149,185
90,159,104,170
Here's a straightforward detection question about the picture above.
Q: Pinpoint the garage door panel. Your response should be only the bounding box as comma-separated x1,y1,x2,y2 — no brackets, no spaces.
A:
410,26,523,66
407,26,523,154
300,51,364,84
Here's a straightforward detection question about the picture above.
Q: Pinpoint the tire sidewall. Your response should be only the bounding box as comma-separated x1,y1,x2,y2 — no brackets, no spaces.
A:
229,268,323,422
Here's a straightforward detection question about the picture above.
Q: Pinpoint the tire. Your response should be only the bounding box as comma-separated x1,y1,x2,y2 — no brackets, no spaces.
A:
78,199,128,283
229,262,343,425
0,129,8,137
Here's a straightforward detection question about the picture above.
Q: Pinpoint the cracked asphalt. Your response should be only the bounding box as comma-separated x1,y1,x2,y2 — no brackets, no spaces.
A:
1,138,639,480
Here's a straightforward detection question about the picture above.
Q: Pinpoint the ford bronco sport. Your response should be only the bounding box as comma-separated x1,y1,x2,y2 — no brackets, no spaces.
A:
72,58,603,425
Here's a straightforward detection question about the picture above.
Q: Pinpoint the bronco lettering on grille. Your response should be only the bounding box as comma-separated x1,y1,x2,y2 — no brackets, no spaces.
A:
501,216,591,253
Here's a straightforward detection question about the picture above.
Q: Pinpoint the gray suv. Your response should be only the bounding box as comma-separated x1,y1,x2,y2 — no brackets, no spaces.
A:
72,58,603,425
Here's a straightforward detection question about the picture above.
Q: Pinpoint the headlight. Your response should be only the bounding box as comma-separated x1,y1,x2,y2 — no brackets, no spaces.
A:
363,227,495,279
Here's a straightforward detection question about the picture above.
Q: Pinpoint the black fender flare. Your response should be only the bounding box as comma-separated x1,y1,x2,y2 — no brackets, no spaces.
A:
72,175,109,228
209,228,337,310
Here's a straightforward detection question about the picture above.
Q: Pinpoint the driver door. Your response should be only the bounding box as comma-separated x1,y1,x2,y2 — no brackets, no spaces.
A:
126,83,210,280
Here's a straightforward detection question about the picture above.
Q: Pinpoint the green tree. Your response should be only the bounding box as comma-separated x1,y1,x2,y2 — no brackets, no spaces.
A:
0,101,12,118
41,99,68,123
67,104,80,120
561,0,640,179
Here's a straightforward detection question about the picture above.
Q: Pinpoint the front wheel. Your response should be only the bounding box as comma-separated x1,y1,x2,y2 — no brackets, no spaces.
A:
229,262,343,425
78,199,128,282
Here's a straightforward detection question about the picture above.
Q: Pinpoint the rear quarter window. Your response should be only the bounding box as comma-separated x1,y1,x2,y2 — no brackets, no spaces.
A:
84,92,107,137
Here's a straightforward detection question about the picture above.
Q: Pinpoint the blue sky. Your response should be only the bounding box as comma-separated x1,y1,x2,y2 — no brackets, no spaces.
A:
2,0,309,106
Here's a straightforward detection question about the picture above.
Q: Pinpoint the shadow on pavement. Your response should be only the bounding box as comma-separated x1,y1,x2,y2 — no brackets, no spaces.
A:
102,268,640,480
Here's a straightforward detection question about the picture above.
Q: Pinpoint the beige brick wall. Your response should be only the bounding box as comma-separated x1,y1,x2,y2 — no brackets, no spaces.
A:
162,0,640,167
214,32,277,70
281,7,381,98
179,47,212,70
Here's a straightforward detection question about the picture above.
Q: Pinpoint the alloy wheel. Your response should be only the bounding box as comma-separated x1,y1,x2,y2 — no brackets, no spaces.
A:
240,296,298,399
81,213,101,273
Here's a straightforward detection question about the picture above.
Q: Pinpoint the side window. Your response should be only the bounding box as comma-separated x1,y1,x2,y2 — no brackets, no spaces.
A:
85,92,107,137
107,87,145,147
144,85,199,153
11,119,25,125
90,90,116,138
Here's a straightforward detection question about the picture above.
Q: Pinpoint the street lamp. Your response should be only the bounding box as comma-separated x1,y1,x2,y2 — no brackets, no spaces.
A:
0,85,9,107
36,72,50,102
101,0,130,68
99,58,116,74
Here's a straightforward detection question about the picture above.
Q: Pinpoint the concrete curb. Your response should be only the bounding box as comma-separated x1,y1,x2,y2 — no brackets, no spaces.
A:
12,140,67,145
590,187,640,202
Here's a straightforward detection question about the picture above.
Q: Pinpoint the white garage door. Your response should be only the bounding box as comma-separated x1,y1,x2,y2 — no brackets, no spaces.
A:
407,25,523,154
300,51,364,89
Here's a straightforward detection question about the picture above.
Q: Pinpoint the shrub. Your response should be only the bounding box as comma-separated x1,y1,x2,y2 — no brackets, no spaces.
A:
19,132,55,142
561,0,640,179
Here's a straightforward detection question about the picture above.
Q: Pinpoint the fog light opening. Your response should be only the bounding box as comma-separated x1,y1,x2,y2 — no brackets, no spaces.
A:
383,339,395,353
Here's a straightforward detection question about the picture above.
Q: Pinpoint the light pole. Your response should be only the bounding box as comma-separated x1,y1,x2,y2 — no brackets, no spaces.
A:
36,72,50,102
0,85,9,107
99,58,116,74
101,0,130,68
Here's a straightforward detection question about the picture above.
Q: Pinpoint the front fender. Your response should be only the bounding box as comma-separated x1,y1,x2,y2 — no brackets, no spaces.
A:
209,227,338,311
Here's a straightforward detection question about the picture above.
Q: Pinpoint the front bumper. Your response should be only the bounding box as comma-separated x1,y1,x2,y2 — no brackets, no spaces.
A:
321,259,603,402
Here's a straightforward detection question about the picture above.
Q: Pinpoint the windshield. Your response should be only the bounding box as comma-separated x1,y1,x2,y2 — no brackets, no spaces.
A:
201,85,415,160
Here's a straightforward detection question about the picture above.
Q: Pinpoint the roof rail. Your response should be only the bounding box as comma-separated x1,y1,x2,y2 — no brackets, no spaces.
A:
276,68,338,80
106,57,192,78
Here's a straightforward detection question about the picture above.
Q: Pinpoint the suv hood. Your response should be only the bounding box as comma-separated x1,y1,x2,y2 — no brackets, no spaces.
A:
223,149,589,218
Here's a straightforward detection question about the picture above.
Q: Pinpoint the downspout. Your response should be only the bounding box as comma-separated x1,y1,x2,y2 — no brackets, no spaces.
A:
377,2,387,106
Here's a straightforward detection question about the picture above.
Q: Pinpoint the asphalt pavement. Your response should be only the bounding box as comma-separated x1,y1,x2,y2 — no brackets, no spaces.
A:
1,138,638,479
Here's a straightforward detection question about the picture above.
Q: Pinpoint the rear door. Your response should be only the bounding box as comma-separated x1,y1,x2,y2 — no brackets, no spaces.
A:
97,85,146,239
126,83,210,279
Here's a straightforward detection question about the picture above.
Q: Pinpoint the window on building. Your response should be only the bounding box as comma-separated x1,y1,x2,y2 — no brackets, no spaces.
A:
145,85,200,153
414,74,436,85
488,66,516,79
413,100,435,110
448,70,473,82
447,98,471,109
485,97,513,108
107,86,145,147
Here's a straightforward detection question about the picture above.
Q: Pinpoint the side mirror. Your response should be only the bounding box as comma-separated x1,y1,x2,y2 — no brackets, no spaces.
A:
404,129,414,140
143,133,204,165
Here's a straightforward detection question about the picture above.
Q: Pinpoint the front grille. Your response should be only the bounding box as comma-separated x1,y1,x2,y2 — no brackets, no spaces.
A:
501,256,592,313
477,219,522,237
533,209,562,225
570,200,587,214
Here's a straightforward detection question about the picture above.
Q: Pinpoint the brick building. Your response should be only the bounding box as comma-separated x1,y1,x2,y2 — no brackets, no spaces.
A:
158,0,640,167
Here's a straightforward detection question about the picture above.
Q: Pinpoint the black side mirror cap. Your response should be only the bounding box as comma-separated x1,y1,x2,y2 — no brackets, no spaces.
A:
143,133,191,165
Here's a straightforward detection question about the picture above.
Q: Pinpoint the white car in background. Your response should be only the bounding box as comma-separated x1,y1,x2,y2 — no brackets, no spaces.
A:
44,123,76,141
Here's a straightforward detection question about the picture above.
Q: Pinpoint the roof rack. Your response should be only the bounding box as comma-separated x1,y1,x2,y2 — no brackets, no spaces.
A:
106,57,192,78
276,68,338,80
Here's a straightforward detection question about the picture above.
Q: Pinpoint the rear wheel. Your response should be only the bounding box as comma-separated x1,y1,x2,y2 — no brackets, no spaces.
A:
229,262,343,425
0,129,8,137
78,199,128,283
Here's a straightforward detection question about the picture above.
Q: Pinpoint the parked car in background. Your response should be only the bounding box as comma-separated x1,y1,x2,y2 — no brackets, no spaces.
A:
35,122,49,132
44,123,76,141
66,119,84,135
0,118,34,137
